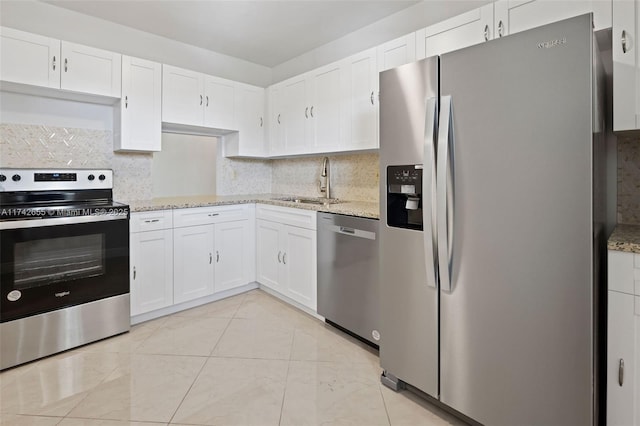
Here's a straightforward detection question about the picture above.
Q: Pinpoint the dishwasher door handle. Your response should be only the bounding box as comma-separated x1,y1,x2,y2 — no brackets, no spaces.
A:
328,224,376,240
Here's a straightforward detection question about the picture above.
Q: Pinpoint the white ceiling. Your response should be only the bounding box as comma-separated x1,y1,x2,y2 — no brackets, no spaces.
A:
43,0,421,67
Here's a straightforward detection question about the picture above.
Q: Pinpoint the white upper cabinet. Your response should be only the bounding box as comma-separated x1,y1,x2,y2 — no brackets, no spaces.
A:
0,27,121,99
267,84,285,156
204,75,236,130
342,47,379,151
282,74,311,155
377,33,416,71
60,42,121,97
116,56,162,152
308,61,343,152
224,82,266,157
416,3,494,60
613,0,640,133
494,0,612,38
162,64,237,131
162,64,204,127
0,27,60,88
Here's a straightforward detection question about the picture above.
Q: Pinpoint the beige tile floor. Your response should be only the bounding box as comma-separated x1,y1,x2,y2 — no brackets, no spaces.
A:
0,290,465,426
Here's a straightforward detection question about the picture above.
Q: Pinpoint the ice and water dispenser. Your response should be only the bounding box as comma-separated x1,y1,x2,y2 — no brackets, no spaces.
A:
386,165,423,230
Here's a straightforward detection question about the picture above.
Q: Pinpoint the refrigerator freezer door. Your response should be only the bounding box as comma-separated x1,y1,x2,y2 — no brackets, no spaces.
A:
439,15,594,425
379,57,439,397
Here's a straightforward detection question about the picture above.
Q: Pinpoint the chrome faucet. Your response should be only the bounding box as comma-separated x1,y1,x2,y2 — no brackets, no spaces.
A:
319,157,330,199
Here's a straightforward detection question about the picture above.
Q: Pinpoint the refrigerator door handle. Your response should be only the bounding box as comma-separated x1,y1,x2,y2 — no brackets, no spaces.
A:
437,95,454,292
423,97,439,289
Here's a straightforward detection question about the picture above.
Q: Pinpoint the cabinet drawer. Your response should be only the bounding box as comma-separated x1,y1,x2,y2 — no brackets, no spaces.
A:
173,204,249,228
131,210,173,232
609,250,640,296
256,204,317,230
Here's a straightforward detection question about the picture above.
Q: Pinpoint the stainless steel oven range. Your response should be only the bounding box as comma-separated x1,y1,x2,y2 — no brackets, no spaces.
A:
0,168,130,370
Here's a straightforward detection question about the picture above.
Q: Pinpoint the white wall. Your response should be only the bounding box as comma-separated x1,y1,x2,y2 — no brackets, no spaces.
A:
271,0,491,83
0,0,272,87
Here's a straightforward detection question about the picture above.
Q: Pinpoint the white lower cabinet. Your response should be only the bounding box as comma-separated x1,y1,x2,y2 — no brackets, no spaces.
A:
173,224,215,304
256,205,317,311
214,218,256,293
607,250,640,426
130,210,174,316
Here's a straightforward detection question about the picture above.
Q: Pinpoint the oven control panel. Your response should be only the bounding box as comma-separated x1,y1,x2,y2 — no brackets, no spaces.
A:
0,169,113,191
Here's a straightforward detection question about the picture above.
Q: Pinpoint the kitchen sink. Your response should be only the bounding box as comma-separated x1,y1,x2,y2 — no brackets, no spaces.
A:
271,196,340,205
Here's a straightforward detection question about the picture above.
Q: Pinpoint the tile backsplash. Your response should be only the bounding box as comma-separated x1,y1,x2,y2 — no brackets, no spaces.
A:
0,123,153,201
618,137,640,225
271,153,379,202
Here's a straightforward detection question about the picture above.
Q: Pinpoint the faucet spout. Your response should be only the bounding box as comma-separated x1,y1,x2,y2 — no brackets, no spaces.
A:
319,157,330,199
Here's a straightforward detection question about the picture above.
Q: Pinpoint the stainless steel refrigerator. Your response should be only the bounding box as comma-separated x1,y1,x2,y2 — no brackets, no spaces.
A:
379,14,607,425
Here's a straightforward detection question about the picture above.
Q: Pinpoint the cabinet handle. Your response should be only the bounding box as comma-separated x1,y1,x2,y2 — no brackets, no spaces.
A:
260,117,263,127
310,106,314,117
622,30,630,54
144,219,160,223
498,20,504,38
125,96,128,109
200,95,203,106
282,252,287,265
209,252,212,264
208,213,219,217
484,25,490,41
619,359,624,386
370,91,374,105
64,58,68,72
305,107,309,118
52,56,56,71
216,251,220,263
277,114,281,124
206,95,209,107
133,266,136,280
277,251,282,263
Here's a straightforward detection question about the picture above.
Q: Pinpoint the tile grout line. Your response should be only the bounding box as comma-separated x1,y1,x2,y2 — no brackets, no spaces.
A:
277,322,297,426
378,381,394,426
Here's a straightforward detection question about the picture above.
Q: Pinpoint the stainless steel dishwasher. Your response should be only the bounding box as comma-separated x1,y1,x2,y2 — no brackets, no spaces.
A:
317,212,380,347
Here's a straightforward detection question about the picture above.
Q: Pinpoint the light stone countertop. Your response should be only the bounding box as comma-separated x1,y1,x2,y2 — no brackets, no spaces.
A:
126,194,380,219
608,224,640,254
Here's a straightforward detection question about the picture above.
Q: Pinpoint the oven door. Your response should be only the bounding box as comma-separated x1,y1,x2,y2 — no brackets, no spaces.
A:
0,214,129,323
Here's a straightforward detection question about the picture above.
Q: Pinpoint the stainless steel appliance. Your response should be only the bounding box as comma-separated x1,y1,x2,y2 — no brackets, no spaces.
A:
317,212,379,346
0,168,130,370
379,15,607,425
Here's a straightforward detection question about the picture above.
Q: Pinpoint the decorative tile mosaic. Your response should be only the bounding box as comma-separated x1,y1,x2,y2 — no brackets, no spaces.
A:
0,123,152,201
271,153,379,202
618,137,640,225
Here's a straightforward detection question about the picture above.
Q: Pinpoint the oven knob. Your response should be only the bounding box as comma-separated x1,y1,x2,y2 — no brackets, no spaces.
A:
88,174,95,181
0,174,5,182
98,174,106,181
12,174,21,182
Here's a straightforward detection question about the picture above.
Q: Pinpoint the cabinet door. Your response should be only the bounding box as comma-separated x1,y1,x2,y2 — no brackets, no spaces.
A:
613,0,639,132
162,64,204,126
0,27,60,88
214,221,247,293
494,0,612,38
256,219,282,292
282,75,310,155
343,47,379,151
204,75,236,130
173,225,214,304
416,3,494,59
283,225,317,311
308,62,343,152
117,56,162,152
60,41,121,97
130,230,173,316
236,83,266,156
268,84,285,156
377,33,416,72
608,290,636,426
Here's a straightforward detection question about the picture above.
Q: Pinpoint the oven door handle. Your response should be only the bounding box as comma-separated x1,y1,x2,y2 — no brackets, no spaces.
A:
0,213,128,230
